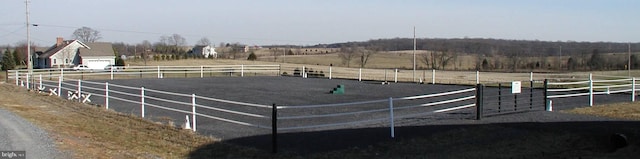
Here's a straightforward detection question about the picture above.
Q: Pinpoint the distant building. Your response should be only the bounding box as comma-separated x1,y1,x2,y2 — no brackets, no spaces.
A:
36,37,115,69
191,45,217,58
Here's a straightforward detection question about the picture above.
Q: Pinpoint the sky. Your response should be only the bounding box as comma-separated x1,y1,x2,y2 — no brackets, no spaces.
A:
1,0,639,46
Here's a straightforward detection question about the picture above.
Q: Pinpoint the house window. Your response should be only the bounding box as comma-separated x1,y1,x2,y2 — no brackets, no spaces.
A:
53,59,56,64
65,59,68,64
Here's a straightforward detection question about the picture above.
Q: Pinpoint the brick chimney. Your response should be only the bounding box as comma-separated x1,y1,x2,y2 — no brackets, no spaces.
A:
56,37,63,47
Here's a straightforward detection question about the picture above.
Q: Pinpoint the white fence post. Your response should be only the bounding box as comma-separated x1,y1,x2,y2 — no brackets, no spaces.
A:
302,66,306,78
57,76,62,97
141,87,145,118
389,97,395,138
26,73,30,89
39,74,42,89
60,68,64,80
358,68,362,81
192,94,197,132
105,82,109,110
77,79,82,102
384,69,388,82
632,77,636,102
530,72,533,81
476,71,480,84
157,66,161,78
241,65,245,77
329,66,332,79
589,73,593,106
394,69,398,83
200,66,204,78
110,67,114,80
432,69,435,84
15,71,19,85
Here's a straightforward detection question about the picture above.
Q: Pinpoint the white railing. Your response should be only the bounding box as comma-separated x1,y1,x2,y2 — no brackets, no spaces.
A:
6,64,281,82
17,74,478,138
546,73,637,107
7,64,634,86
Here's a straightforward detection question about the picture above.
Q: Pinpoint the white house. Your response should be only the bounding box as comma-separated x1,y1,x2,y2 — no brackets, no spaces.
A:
191,45,217,58
37,37,115,69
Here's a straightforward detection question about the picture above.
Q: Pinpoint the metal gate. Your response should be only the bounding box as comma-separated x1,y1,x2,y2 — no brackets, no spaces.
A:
478,80,547,118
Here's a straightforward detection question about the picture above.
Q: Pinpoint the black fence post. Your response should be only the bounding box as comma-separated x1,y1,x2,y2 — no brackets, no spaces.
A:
498,83,502,112
530,80,534,110
514,93,518,111
543,79,549,110
476,84,484,120
272,103,278,153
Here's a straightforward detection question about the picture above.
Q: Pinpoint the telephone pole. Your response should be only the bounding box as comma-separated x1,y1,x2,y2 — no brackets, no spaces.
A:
412,26,416,82
26,0,33,74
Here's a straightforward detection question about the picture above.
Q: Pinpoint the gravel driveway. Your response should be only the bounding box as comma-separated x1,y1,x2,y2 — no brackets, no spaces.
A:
0,108,63,159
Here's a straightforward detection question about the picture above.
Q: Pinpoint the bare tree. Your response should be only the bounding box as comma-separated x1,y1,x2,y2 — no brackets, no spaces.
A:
357,46,379,68
167,34,187,46
72,27,102,42
138,40,152,65
339,45,358,67
271,48,279,62
196,37,211,46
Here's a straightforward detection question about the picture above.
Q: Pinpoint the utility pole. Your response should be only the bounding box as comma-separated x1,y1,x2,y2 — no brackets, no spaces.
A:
558,45,562,70
629,43,632,77
26,0,32,74
413,26,416,82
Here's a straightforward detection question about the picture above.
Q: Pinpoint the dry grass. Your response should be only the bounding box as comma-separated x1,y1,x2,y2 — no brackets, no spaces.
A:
0,84,218,158
565,102,640,120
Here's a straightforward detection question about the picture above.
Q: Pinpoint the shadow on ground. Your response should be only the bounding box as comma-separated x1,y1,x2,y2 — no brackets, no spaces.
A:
188,121,640,158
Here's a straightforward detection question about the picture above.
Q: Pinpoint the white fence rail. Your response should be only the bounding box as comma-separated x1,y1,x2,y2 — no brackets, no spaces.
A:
15,73,478,139
8,64,632,87
546,73,637,107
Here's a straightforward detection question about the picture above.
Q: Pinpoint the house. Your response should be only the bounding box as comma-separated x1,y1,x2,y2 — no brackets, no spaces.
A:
191,45,217,58
36,37,115,69
79,42,116,69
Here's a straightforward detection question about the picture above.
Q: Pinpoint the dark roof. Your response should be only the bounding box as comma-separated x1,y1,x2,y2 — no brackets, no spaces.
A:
38,40,78,57
79,42,115,57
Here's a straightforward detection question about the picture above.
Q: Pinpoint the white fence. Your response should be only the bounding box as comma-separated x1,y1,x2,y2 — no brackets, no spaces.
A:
8,64,633,86
546,73,637,108
12,70,478,138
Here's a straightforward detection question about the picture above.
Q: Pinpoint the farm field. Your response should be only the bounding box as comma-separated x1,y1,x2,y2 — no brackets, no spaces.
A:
125,58,640,85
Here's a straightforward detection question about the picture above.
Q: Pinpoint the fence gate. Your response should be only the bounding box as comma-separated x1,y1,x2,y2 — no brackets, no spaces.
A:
480,80,546,117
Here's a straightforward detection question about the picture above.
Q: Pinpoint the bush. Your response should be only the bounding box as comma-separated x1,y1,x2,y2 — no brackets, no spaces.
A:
247,52,257,61
115,56,126,66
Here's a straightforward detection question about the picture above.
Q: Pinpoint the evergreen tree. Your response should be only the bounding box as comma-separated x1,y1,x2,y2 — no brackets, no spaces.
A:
247,52,257,61
2,49,16,70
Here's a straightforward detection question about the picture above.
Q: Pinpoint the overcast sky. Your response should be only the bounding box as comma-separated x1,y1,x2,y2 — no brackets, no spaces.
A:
1,0,638,46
